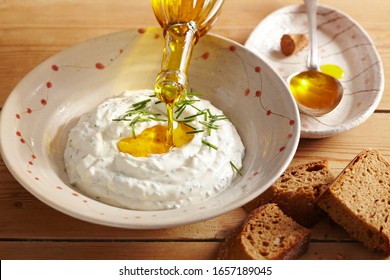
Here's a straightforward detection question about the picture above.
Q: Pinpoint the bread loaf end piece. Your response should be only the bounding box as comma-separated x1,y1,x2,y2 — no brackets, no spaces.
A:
318,149,390,254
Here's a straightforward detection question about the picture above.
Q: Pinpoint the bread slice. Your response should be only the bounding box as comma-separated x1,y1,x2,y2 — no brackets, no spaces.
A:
218,203,311,260
317,149,390,254
244,160,335,227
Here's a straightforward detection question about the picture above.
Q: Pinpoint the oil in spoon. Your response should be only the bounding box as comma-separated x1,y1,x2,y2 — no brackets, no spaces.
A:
289,0,343,116
289,69,342,114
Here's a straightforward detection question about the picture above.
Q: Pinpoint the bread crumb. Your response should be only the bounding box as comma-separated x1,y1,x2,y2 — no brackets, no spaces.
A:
280,34,308,56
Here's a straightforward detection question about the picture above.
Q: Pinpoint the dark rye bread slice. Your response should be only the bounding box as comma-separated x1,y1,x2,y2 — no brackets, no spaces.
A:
244,160,335,227
218,203,311,260
317,149,390,254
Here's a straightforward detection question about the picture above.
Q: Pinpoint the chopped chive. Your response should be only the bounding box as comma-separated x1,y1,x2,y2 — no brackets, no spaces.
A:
132,98,151,107
113,94,230,145
131,123,136,138
230,161,242,176
187,92,202,97
189,104,202,112
199,121,218,130
128,116,140,127
184,111,205,119
175,105,187,119
175,102,187,113
181,123,197,130
201,139,218,150
175,99,199,109
209,114,227,121
149,116,167,122
187,129,205,134
178,119,197,123
174,99,201,119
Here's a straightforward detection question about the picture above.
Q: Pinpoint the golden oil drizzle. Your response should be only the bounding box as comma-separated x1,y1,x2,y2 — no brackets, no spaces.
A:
118,123,194,157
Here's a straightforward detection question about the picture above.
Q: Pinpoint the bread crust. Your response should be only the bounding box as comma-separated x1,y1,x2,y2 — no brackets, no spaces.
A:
218,203,311,260
244,160,335,227
317,149,390,254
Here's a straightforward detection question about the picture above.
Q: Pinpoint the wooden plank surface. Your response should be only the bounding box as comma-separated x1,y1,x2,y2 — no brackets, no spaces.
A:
0,0,389,260
0,242,221,260
0,241,387,260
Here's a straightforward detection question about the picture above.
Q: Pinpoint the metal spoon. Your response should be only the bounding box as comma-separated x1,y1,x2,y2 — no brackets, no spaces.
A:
288,0,343,116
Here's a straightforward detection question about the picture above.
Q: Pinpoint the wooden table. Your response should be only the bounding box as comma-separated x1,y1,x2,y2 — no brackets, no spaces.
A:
0,0,389,260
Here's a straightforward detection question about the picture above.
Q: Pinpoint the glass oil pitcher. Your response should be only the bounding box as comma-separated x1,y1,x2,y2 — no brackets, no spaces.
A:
152,0,225,146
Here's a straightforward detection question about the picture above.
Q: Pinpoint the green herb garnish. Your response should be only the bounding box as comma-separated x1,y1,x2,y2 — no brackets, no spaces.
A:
184,111,206,120
186,129,205,134
175,99,200,119
230,161,243,176
113,93,228,150
112,98,165,137
201,139,218,150
113,92,244,175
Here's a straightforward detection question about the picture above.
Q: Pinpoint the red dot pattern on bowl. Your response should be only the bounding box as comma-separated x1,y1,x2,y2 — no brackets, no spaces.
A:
11,28,297,219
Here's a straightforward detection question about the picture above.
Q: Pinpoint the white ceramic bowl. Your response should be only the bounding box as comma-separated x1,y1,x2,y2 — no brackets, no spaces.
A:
0,28,300,229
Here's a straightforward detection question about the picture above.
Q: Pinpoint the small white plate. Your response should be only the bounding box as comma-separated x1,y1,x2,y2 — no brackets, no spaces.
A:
245,4,384,138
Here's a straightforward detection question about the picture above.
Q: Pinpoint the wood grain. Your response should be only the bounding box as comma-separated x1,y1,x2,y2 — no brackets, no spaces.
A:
0,241,221,260
1,241,388,260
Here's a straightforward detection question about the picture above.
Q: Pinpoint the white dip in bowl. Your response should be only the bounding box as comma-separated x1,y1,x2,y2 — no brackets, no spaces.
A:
64,89,245,210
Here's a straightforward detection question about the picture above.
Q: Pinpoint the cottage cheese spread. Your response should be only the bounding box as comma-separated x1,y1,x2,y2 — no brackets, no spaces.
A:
64,90,245,210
